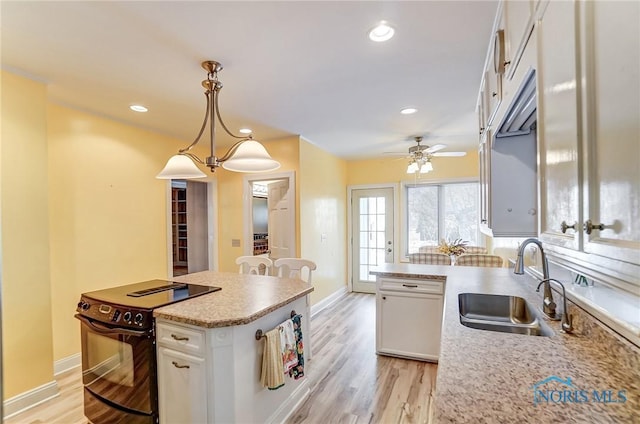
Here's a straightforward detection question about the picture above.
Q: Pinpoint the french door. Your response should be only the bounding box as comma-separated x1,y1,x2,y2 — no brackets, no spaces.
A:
351,188,394,293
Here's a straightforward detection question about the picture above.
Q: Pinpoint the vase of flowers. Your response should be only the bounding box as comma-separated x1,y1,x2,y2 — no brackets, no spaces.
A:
438,238,468,257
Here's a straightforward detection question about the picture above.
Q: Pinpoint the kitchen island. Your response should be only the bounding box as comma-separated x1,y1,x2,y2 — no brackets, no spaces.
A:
153,271,313,424
370,264,639,423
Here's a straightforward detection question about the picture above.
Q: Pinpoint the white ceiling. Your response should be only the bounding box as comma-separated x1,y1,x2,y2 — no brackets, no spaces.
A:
1,1,497,160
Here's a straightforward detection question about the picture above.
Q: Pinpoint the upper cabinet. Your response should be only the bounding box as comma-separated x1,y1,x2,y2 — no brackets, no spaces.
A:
478,0,538,238
480,0,639,289
577,0,640,271
537,0,581,251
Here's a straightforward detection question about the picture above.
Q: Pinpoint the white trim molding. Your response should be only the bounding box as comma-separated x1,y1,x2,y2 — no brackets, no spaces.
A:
53,352,81,376
310,286,349,318
3,381,59,419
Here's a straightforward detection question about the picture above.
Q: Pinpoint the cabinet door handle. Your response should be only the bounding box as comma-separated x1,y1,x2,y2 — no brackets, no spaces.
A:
172,361,190,369
560,221,577,234
171,334,189,341
402,284,418,288
583,219,606,235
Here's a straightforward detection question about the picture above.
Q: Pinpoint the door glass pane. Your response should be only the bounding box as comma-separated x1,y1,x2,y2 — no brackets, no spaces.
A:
358,195,388,282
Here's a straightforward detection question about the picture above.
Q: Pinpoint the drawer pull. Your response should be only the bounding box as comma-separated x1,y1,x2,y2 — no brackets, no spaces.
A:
402,284,418,288
170,334,189,341
172,361,190,369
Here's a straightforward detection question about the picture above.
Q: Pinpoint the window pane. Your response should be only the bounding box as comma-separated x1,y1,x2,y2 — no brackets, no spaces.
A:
407,185,438,253
405,182,479,255
359,232,368,249
443,183,479,245
368,214,377,232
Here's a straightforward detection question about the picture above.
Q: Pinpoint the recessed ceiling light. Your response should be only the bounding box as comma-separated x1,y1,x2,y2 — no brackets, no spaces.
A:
369,21,395,42
400,107,418,115
239,128,253,134
130,105,148,113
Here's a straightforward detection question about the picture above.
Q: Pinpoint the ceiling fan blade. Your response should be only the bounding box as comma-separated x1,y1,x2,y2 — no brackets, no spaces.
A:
424,144,447,154
432,151,467,157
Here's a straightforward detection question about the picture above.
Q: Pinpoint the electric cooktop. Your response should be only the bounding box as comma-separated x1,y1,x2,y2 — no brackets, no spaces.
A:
81,279,221,310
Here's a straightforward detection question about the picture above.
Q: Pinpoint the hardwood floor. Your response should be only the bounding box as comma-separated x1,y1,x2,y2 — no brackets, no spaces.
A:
4,367,86,424
287,293,437,424
5,293,437,424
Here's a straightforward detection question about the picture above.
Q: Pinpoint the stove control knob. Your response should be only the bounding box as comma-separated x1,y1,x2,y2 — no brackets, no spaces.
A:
123,311,132,322
134,313,144,325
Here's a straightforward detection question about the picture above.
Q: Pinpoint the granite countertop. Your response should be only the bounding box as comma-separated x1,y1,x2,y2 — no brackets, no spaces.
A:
153,271,313,328
370,264,640,423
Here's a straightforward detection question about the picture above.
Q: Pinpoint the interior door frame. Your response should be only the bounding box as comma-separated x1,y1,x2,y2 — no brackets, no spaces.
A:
347,183,399,292
242,171,296,257
164,180,219,277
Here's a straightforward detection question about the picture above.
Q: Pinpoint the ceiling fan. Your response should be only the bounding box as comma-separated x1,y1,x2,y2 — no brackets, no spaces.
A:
387,136,467,174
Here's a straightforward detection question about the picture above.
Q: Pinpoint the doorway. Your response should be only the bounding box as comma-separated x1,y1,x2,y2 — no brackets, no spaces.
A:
168,180,214,277
243,171,296,261
350,187,395,293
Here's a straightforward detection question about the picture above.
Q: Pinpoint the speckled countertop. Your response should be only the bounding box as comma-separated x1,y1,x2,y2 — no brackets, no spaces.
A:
153,271,313,328
370,264,640,423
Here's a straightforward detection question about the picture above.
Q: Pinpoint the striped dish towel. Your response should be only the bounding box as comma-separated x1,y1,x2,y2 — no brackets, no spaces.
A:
260,328,285,390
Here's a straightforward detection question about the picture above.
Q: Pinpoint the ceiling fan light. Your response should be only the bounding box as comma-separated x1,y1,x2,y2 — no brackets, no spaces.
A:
407,162,419,174
156,154,207,179
419,161,433,173
221,140,281,173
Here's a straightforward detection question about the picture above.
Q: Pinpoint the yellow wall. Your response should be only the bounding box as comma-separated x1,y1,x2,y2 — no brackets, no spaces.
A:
347,151,479,185
215,136,300,272
1,71,54,398
46,103,195,362
299,139,348,304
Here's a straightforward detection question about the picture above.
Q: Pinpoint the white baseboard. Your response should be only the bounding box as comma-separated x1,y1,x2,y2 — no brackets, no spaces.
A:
3,380,59,419
266,379,310,424
54,352,81,376
311,286,348,318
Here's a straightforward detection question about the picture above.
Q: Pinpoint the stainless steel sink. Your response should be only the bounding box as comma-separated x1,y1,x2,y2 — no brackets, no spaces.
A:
458,293,553,337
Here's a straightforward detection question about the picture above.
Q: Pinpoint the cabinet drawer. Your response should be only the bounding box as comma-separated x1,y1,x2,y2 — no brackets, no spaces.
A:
156,321,205,356
378,278,443,294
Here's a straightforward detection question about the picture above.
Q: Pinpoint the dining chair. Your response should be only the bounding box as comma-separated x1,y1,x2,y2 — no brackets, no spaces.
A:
464,246,488,254
455,254,504,268
236,256,273,275
273,258,317,284
418,246,441,254
408,253,452,265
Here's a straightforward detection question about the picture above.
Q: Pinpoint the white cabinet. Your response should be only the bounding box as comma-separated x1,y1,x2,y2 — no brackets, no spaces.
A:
578,0,640,266
537,0,581,251
156,321,209,424
503,0,534,81
155,295,311,424
376,277,443,361
537,0,640,289
157,347,208,424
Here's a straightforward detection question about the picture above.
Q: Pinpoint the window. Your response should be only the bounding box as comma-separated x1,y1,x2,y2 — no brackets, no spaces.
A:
403,180,479,256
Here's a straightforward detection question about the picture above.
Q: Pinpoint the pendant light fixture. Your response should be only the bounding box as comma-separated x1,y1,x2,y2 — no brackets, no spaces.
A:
157,61,280,179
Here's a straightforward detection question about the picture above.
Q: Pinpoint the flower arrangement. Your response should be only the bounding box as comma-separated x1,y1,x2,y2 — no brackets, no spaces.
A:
438,238,468,256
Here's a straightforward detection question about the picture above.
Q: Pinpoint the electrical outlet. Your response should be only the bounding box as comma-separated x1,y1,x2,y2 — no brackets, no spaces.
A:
232,239,241,247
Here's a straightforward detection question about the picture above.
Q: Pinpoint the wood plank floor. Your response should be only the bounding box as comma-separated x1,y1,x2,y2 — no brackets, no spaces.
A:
5,293,437,424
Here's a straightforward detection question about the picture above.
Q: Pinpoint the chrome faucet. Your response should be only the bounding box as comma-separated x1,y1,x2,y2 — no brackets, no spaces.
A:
514,238,559,320
537,279,573,333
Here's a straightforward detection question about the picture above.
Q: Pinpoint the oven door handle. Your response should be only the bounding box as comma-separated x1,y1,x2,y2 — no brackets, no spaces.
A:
75,314,148,337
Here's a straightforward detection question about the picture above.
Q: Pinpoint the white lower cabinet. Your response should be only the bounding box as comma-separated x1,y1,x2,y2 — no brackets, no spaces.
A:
376,277,444,362
157,346,207,424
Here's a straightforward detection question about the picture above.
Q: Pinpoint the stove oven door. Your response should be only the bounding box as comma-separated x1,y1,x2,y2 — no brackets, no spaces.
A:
77,314,157,423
